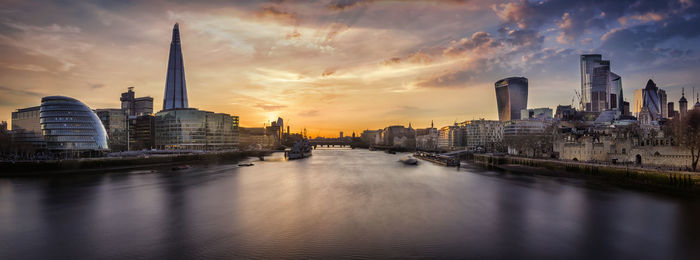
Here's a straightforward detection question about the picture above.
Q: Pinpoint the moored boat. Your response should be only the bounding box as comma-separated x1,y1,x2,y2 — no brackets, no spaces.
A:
286,139,312,160
399,156,418,165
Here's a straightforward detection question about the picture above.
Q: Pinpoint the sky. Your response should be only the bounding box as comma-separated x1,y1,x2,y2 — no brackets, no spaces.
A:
1,0,699,137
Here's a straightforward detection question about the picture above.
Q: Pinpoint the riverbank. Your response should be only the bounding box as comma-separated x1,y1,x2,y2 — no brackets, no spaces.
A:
474,154,700,195
0,150,274,177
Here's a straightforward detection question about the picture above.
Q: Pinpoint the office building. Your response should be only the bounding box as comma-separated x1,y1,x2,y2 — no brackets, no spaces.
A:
495,77,528,121
11,106,45,148
120,87,153,116
658,89,667,118
460,119,503,151
668,102,676,119
40,96,108,152
520,108,553,120
154,23,239,150
154,109,238,150
580,54,623,112
163,23,189,110
129,115,155,150
642,79,662,120
95,108,127,151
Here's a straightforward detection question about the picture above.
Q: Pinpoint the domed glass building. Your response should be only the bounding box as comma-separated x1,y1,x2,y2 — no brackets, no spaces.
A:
40,96,109,152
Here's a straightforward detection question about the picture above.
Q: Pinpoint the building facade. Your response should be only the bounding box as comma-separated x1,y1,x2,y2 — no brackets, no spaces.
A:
11,106,44,148
460,119,503,151
129,114,155,150
495,77,528,121
154,109,238,150
120,87,153,116
580,54,622,112
96,108,127,151
40,96,109,152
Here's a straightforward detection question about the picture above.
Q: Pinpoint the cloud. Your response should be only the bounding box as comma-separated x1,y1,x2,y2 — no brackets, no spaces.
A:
255,103,287,111
298,110,320,117
0,85,43,97
443,32,502,57
504,29,543,50
255,6,298,25
321,67,336,77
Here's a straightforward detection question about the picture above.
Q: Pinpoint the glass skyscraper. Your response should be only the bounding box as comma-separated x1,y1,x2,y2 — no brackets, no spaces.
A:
163,23,188,110
154,23,238,150
495,77,528,121
580,54,622,112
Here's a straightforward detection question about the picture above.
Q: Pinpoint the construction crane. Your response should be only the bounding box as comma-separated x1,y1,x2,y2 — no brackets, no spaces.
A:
574,89,582,110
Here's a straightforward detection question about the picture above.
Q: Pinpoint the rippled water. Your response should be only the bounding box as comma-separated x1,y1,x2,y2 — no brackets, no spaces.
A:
1,148,699,259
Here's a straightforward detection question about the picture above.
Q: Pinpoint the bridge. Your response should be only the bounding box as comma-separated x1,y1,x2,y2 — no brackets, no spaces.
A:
308,140,353,148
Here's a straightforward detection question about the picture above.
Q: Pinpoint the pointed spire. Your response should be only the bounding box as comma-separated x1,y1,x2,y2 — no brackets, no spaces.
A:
431,120,434,128
680,87,687,103
163,23,188,110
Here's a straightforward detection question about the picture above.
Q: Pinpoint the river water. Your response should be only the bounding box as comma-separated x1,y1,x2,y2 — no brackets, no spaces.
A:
1,148,699,259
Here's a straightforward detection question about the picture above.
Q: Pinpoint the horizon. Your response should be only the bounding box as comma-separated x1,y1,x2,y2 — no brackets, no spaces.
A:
1,1,699,137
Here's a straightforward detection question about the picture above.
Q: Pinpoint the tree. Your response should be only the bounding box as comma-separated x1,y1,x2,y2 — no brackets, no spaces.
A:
670,109,700,171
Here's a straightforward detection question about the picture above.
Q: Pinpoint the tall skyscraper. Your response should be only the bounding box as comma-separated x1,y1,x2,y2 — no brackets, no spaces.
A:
163,23,188,110
642,79,661,120
658,89,667,118
495,77,528,121
580,54,622,112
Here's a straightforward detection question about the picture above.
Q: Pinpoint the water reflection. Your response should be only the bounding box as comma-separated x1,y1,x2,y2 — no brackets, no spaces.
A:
0,148,698,259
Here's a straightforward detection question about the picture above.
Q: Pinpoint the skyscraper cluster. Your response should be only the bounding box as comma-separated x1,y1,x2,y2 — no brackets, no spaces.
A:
580,54,623,113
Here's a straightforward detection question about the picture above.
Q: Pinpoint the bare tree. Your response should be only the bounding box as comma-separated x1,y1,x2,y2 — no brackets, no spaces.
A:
670,109,700,171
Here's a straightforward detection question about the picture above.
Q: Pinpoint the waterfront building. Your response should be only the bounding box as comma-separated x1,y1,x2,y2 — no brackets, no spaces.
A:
504,120,550,156
438,124,463,150
520,107,553,120
495,77,528,121
129,114,155,150
11,106,45,148
120,87,153,116
361,129,382,147
382,125,415,149
679,88,688,120
95,108,127,151
415,122,439,151
580,54,623,112
154,109,238,150
163,23,189,110
239,127,276,150
153,23,239,151
40,96,108,153
460,119,503,151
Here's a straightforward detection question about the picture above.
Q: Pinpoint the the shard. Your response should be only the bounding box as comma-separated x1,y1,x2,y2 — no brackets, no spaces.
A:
163,23,188,110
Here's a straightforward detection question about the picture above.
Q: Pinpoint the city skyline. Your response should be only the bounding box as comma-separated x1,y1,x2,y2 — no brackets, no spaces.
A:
1,1,699,137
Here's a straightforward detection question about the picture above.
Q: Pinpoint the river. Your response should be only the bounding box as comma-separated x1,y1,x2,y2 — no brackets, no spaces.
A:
1,148,698,259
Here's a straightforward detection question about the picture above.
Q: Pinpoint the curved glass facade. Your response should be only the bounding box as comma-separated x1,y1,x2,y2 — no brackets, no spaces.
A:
40,96,109,151
495,77,528,121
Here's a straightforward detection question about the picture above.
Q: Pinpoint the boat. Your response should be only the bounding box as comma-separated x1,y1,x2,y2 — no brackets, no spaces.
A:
238,163,254,167
171,165,191,171
286,139,312,160
399,157,418,165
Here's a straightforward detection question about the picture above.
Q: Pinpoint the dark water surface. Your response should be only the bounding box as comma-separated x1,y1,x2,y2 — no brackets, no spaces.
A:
1,149,699,259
